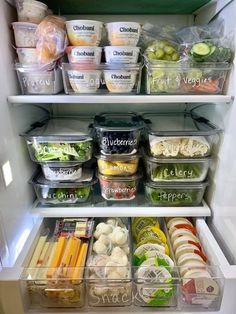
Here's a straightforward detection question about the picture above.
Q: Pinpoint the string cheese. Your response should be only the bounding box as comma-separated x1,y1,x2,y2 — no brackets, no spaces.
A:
47,236,67,278
29,235,48,268
72,242,88,284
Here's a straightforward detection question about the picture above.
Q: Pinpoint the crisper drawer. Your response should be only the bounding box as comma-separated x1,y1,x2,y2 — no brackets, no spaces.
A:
0,217,231,314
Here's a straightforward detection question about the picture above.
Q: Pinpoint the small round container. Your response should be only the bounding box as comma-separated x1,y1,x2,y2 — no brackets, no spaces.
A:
106,22,141,46
98,172,141,201
16,48,38,64
96,153,140,176
67,69,102,93
16,0,48,24
12,22,37,48
40,162,83,181
104,64,141,93
66,46,102,64
65,20,103,46
104,46,140,64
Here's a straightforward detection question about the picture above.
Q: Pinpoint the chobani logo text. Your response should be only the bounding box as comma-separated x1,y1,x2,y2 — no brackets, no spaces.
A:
73,25,95,31
113,51,133,56
111,74,131,79
68,74,84,79
120,27,138,33
73,50,95,57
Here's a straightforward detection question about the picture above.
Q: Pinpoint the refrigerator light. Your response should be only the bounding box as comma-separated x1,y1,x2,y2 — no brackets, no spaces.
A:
1,161,13,187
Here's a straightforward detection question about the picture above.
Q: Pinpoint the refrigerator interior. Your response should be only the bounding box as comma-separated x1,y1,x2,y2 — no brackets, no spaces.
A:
0,0,236,313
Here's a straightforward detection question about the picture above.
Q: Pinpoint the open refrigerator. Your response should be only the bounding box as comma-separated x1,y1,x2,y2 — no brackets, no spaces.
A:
0,0,236,313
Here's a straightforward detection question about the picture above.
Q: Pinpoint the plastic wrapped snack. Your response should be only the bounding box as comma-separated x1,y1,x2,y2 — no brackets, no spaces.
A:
36,15,68,64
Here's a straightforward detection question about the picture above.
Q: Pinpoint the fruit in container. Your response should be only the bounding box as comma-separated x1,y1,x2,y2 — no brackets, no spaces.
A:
145,40,180,62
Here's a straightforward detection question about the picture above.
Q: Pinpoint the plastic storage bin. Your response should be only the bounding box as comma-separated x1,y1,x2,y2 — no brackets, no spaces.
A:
30,170,97,205
94,112,143,155
86,217,132,307
145,155,211,182
22,117,93,163
66,46,102,64
98,172,142,201
104,46,140,64
40,162,83,182
143,112,220,158
16,0,48,24
15,63,63,95
144,181,208,206
145,61,231,94
12,22,37,48
106,22,141,46
96,153,140,176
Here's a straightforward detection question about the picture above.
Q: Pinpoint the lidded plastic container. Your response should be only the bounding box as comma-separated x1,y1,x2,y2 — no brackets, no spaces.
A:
145,154,211,182
16,0,48,24
12,22,37,47
40,162,83,181
96,153,140,176
22,117,93,163
30,170,97,204
106,22,141,46
144,180,208,206
66,46,102,64
143,112,220,158
15,62,63,95
16,48,38,64
98,172,142,201
94,112,143,155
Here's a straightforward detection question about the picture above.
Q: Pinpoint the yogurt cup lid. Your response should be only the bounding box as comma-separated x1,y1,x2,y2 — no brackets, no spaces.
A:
12,22,38,28
66,19,103,25
106,21,141,27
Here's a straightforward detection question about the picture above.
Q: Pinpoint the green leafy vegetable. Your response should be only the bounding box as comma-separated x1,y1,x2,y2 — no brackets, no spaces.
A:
152,163,202,181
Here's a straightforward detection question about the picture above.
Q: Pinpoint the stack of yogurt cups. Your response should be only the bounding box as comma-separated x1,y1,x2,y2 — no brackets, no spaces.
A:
104,21,142,93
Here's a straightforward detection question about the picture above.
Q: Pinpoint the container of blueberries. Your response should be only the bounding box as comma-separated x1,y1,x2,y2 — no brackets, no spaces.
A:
94,113,143,155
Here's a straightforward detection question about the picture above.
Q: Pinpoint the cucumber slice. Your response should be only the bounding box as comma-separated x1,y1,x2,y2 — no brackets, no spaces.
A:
192,43,211,56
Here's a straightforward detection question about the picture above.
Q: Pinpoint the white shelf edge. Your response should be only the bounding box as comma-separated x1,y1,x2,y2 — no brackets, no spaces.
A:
31,199,211,218
8,94,233,104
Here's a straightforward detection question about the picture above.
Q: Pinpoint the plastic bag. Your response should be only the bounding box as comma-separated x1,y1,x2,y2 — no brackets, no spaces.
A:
176,19,234,63
141,23,181,63
36,15,68,64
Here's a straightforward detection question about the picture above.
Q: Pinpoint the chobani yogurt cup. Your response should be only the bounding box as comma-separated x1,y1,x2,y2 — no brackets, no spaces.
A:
16,0,48,24
66,46,102,64
16,48,38,64
104,46,140,63
66,20,103,46
12,22,37,48
104,64,141,93
106,22,141,46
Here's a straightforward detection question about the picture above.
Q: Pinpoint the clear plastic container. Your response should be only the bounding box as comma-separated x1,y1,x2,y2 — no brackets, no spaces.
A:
40,162,83,182
145,61,231,94
66,46,102,64
98,172,142,201
143,112,220,158
145,155,211,182
62,63,102,94
103,63,142,94
106,22,141,46
15,62,63,95
65,20,103,46
12,22,37,48
16,48,38,64
144,181,208,206
30,170,97,204
16,0,48,24
104,46,140,64
94,112,143,155
22,117,93,163
85,218,132,307
96,153,140,176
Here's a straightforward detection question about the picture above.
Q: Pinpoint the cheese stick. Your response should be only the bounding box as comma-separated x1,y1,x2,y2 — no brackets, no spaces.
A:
67,238,81,278
47,236,67,278
29,235,48,268
35,241,56,281
60,237,81,277
37,242,50,267
72,242,88,284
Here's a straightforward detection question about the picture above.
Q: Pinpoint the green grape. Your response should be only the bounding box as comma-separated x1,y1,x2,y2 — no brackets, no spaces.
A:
155,48,165,59
172,52,180,61
164,45,175,55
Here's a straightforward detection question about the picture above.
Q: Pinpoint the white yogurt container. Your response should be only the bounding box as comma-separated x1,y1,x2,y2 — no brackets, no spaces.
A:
66,46,102,64
104,64,141,93
106,22,141,46
65,20,103,46
104,46,140,63
16,0,48,24
16,48,38,64
12,22,37,48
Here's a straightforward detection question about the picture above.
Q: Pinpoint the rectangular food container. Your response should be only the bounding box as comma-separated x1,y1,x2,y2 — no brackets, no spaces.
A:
143,112,220,159
94,112,143,155
85,217,132,307
21,218,92,308
145,61,231,94
62,63,142,94
12,22,37,47
22,117,93,163
144,181,208,206
15,63,63,95
30,170,97,205
96,153,140,176
39,162,83,182
144,154,211,182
